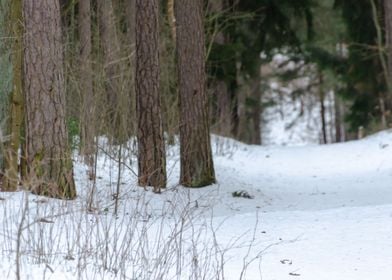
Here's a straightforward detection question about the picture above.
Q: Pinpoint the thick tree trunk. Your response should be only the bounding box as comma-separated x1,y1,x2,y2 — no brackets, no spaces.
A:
135,0,166,191
78,0,95,171
2,0,23,191
23,0,76,199
175,0,216,187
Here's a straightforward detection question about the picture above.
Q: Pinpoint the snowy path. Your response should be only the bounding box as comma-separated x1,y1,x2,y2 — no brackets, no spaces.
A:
213,131,392,213
206,131,392,279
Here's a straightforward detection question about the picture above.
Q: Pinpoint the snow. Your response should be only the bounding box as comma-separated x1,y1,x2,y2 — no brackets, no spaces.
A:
1,131,392,279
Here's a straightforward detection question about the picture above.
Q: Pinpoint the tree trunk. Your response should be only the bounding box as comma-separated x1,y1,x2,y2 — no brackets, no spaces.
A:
98,0,122,140
125,0,136,46
78,0,95,172
235,57,247,141
385,0,392,88
215,81,232,136
135,0,166,191
319,71,327,144
175,0,216,187
236,76,262,145
334,92,343,142
125,0,136,137
2,0,23,191
250,78,261,145
23,0,76,199
209,0,232,137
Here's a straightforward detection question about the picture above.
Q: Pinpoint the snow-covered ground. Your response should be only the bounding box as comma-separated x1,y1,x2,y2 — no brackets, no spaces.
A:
1,130,392,279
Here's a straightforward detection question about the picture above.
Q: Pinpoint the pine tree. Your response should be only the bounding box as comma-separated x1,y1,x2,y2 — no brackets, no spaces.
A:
175,0,216,187
23,0,76,199
135,0,166,191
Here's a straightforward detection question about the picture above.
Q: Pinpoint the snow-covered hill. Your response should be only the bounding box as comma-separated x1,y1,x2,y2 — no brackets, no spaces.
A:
1,131,392,279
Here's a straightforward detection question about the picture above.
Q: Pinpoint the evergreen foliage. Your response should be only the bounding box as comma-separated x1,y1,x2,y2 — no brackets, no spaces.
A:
334,0,387,131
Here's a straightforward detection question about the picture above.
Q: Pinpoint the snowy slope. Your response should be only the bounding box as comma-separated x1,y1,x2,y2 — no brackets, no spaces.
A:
1,131,392,279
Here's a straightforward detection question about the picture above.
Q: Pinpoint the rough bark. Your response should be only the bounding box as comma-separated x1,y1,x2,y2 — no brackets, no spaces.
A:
2,0,23,191
78,0,95,170
135,0,166,190
23,0,76,199
175,0,216,187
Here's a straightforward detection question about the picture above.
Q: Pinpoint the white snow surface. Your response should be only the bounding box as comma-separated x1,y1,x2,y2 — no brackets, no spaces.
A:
1,131,392,279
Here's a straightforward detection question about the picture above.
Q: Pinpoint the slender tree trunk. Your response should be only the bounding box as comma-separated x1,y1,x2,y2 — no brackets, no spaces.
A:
79,0,95,172
372,0,392,124
379,0,390,127
215,81,232,136
250,78,261,145
125,0,136,137
319,71,327,144
236,76,262,145
98,0,122,140
209,0,232,137
2,0,23,191
175,0,216,187
135,0,166,191
385,0,392,91
379,94,388,128
334,92,343,142
235,57,247,141
23,0,76,199
125,0,136,46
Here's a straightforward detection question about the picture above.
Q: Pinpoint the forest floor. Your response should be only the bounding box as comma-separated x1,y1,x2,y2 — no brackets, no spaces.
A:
1,130,392,279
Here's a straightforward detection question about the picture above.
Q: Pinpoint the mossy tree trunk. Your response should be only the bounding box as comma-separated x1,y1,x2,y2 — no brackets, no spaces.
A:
23,0,76,199
2,0,23,191
175,0,216,187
